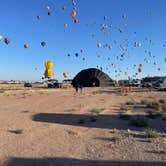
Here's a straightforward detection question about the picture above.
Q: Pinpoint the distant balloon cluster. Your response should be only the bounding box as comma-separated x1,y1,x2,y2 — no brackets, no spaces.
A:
0,0,166,80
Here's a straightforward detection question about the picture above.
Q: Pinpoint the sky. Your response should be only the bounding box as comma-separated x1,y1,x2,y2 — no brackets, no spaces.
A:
0,0,166,81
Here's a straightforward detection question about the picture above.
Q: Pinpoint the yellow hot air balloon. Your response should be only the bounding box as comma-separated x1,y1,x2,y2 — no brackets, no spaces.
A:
44,60,54,78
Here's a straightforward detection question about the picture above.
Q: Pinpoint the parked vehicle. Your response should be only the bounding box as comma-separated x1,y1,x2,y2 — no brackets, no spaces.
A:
153,77,166,89
24,82,32,87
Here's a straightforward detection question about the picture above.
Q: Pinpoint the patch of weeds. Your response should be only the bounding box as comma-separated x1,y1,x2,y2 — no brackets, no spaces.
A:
22,110,29,113
161,103,166,112
65,108,76,112
129,116,148,127
8,129,23,134
78,119,85,124
140,100,150,105
119,113,131,120
0,90,5,93
146,138,155,143
90,108,105,115
146,102,160,111
90,116,98,122
160,148,166,154
159,99,166,104
120,105,132,112
126,101,135,105
124,93,128,96
110,134,123,144
144,129,160,138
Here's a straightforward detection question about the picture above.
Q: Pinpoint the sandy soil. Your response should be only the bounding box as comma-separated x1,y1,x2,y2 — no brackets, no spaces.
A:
0,85,166,166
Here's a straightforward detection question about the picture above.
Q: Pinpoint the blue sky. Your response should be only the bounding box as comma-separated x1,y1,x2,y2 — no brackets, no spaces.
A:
0,0,166,81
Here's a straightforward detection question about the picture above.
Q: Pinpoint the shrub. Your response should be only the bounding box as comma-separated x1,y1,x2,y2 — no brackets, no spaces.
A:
129,116,148,127
120,105,132,112
161,103,166,112
146,111,162,119
159,99,166,104
160,148,166,154
90,108,105,115
126,101,135,105
146,102,160,111
110,134,123,143
144,129,160,138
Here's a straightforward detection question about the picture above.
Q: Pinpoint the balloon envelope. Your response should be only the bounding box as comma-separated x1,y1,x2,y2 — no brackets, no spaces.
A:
0,35,3,41
70,10,76,18
4,38,10,45
41,41,46,47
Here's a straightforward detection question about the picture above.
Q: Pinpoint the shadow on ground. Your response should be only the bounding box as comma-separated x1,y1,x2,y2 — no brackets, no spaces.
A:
6,157,166,166
32,113,166,133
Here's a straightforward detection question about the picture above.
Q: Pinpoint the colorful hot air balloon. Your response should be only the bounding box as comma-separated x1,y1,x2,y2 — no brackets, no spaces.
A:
70,10,76,18
4,38,10,45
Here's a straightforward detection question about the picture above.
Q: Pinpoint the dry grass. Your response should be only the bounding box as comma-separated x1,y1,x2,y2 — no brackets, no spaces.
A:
90,108,105,115
144,129,160,138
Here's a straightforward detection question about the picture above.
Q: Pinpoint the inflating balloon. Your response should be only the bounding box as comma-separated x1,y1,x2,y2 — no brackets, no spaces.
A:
41,41,46,47
0,35,3,41
70,10,76,18
4,38,10,45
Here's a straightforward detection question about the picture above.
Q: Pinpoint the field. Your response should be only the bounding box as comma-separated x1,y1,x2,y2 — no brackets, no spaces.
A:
0,84,166,166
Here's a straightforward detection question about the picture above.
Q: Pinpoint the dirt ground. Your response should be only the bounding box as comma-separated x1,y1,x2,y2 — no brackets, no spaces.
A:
0,85,166,166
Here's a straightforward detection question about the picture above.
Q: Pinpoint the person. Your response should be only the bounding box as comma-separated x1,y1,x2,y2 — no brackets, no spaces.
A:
74,84,79,94
79,84,83,94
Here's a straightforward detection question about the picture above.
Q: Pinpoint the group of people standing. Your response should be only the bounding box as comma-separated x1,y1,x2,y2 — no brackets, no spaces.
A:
74,84,83,94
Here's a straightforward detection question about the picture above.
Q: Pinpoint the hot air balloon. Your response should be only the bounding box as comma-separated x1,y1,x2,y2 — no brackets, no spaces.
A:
46,5,50,11
48,12,51,16
63,72,69,78
41,41,46,47
64,24,68,28
24,44,28,48
74,19,78,23
44,60,54,78
97,42,102,48
70,10,76,18
165,58,166,63
4,38,10,45
37,16,40,20
0,35,3,41
138,67,142,73
75,53,79,57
